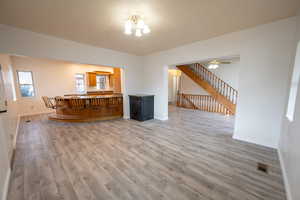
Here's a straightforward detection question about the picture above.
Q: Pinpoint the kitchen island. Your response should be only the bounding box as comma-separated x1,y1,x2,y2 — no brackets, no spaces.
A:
47,94,123,122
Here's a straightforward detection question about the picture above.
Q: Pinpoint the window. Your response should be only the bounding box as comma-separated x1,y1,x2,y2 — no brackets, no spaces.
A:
17,71,35,97
96,75,107,90
75,73,85,93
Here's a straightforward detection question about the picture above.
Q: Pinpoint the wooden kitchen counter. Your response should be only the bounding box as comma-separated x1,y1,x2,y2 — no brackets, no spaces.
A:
49,94,123,122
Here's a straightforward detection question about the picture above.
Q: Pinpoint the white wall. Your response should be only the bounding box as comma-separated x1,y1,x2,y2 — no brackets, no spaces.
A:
279,11,300,200
143,17,297,148
180,60,240,95
0,119,10,200
0,55,18,155
0,54,18,200
205,60,240,90
10,56,116,115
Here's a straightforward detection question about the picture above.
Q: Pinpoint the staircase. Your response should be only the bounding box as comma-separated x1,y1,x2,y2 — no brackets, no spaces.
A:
177,63,238,114
177,93,231,115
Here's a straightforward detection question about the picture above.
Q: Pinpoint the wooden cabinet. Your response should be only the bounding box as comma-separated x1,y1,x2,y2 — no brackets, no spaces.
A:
129,95,154,121
87,72,96,87
113,68,121,93
86,70,120,90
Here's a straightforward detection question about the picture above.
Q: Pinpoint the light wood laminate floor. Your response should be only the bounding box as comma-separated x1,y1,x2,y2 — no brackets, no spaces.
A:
8,106,286,200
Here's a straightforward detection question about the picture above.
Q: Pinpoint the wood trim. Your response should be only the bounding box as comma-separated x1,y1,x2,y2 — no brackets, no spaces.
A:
93,71,113,75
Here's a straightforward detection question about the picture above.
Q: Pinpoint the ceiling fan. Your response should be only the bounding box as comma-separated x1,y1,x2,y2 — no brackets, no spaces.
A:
207,60,231,69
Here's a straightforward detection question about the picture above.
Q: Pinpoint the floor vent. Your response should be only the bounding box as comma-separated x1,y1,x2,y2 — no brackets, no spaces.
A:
257,163,268,173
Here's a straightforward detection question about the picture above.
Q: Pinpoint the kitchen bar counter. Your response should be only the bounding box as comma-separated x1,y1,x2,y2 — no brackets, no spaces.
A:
49,94,123,122
63,94,122,99
64,90,114,96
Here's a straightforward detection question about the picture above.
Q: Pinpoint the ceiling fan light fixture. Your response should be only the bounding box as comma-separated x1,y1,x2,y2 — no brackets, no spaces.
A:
208,64,219,69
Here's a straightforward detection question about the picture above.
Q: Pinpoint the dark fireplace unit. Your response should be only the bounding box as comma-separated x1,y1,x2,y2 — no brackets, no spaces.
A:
129,94,154,121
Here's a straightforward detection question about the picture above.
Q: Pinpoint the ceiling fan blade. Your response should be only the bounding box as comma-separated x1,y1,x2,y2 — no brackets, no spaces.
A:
220,61,231,64
208,60,219,64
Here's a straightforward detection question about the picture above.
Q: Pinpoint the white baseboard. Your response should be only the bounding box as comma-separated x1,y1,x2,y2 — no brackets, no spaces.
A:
278,150,292,200
13,115,20,149
124,115,168,121
19,110,54,117
232,134,277,149
2,168,11,200
154,115,168,121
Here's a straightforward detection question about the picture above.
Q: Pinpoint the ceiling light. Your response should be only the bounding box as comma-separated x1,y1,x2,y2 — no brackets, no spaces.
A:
143,25,150,34
135,29,142,37
125,20,132,29
124,15,150,37
137,19,145,29
124,20,132,35
124,28,132,35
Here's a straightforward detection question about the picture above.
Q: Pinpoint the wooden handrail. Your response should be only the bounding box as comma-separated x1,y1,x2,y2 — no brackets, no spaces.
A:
189,63,238,105
177,93,232,115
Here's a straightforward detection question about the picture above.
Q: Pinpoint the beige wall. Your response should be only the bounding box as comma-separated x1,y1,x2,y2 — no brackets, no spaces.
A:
10,56,116,116
168,71,175,102
180,73,208,95
168,70,181,103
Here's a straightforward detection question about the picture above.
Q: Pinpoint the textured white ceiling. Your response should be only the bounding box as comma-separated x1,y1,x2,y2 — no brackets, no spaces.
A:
0,0,299,55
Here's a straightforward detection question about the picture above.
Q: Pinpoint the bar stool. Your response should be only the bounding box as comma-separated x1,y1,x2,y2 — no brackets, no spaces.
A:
54,96,66,108
90,97,107,109
42,96,56,109
69,97,86,112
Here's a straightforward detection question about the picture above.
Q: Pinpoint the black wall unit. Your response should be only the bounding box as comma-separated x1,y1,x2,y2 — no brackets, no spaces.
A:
129,95,154,121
